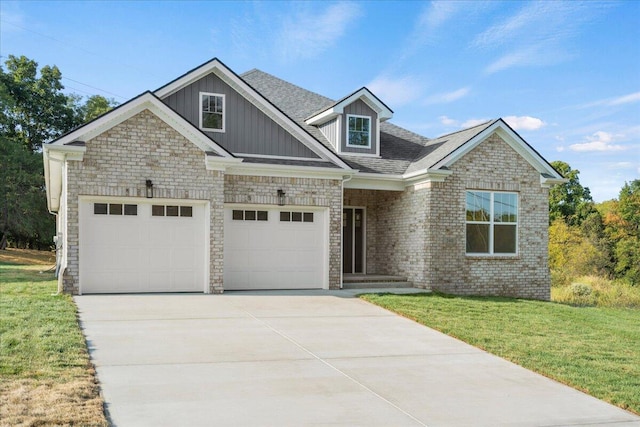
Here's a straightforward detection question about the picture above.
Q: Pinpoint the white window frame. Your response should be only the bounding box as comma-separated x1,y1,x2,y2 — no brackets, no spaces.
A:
465,191,518,256
199,92,225,133
346,114,372,148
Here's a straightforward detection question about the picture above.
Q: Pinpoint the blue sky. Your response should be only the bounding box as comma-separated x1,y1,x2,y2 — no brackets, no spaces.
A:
1,0,638,201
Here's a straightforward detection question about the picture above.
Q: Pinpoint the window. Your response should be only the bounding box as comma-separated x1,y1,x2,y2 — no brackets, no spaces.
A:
124,204,138,216
94,203,108,215
466,191,518,255
346,114,371,147
279,211,314,223
94,203,138,216
200,92,225,132
232,210,268,221
153,205,193,218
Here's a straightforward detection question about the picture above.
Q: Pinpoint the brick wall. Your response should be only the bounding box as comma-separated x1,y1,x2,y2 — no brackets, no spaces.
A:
344,133,550,300
63,109,225,294
225,175,343,289
428,134,550,300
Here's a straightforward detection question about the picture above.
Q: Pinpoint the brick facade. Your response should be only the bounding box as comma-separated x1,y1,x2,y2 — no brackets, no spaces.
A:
60,109,549,299
62,109,224,294
345,134,550,300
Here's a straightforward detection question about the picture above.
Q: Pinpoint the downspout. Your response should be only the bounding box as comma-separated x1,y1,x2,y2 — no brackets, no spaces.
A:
48,209,63,295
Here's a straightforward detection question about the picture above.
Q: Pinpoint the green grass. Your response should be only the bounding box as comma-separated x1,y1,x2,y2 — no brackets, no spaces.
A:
0,261,107,426
360,292,640,415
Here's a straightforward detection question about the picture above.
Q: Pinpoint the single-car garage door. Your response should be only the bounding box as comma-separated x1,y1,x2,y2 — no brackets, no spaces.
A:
79,199,207,294
224,207,327,290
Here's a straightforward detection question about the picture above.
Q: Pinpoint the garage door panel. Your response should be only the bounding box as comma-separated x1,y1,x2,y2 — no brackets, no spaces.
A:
224,207,326,290
80,200,206,294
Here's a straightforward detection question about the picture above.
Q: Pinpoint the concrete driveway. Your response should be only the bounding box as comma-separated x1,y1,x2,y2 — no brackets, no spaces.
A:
75,291,640,427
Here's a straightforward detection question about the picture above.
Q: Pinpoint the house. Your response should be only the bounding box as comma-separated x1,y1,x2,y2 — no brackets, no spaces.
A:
43,58,564,300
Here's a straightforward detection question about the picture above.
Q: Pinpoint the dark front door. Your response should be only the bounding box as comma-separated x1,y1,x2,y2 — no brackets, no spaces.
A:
343,207,364,274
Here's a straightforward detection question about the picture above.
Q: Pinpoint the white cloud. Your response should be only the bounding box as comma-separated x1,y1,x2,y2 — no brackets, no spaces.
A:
503,116,545,131
569,131,626,152
439,115,458,126
475,2,604,73
424,87,470,105
609,91,640,106
277,2,362,60
578,91,640,109
367,75,424,107
462,118,490,128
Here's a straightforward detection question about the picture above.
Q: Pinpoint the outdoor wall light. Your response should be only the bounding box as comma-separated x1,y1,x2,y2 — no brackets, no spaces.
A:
145,180,154,199
277,189,286,206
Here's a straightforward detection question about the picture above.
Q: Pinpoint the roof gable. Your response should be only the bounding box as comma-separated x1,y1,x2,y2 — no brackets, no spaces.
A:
405,119,564,181
305,87,393,126
154,58,352,170
48,91,233,157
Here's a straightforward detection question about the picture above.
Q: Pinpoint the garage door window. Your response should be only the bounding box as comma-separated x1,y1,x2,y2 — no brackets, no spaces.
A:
280,211,314,222
152,205,194,218
94,203,137,216
232,209,268,221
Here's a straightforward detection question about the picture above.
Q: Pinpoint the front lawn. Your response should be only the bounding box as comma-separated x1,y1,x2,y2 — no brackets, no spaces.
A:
361,292,640,415
0,252,107,426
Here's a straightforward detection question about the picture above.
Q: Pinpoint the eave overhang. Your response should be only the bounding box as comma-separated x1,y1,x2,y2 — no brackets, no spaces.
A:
43,144,87,212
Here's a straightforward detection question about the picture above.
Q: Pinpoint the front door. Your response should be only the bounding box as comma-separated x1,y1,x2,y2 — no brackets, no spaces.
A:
343,207,365,274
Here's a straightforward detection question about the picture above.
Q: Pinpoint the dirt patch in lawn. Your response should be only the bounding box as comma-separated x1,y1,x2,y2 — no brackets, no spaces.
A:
0,248,55,266
0,379,107,427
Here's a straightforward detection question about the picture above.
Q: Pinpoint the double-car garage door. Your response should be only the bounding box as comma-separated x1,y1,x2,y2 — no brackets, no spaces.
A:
79,200,327,293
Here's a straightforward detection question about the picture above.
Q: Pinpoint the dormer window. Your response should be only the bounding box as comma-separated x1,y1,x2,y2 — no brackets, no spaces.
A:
200,92,225,132
346,114,371,148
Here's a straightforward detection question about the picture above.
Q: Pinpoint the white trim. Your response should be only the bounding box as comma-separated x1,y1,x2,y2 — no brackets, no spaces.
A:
339,152,381,158
234,153,327,162
345,173,405,191
48,93,233,158
435,120,564,180
305,87,393,125
225,162,354,179
465,190,519,256
153,58,352,171
199,92,225,133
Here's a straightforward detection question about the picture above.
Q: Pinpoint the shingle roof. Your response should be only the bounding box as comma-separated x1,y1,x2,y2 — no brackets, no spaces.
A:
241,69,494,175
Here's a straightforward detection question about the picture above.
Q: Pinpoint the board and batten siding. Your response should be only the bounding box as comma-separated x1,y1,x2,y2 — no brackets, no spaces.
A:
163,73,320,159
318,117,339,150
341,99,378,155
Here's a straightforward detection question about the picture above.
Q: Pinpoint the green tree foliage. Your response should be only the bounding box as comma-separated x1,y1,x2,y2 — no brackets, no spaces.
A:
0,137,52,249
549,160,595,226
0,55,81,151
0,55,116,249
605,180,640,285
80,95,118,122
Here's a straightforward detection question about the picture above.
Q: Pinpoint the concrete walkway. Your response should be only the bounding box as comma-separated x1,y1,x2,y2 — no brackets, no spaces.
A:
75,290,640,427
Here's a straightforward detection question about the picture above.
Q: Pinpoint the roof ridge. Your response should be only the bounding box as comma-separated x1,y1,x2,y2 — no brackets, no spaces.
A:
433,119,497,140
381,122,430,143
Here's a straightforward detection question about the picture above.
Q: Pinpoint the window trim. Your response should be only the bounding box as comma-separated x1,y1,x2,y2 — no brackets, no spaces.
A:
345,114,372,149
199,92,225,133
465,190,518,256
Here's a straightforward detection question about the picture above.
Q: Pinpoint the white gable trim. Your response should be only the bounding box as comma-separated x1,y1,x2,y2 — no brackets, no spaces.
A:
154,58,353,170
433,120,564,180
305,87,393,126
49,92,233,158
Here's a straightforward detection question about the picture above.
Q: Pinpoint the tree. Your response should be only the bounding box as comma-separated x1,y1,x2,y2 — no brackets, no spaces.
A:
0,55,115,249
549,160,595,226
79,95,118,122
0,55,81,151
0,137,52,249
